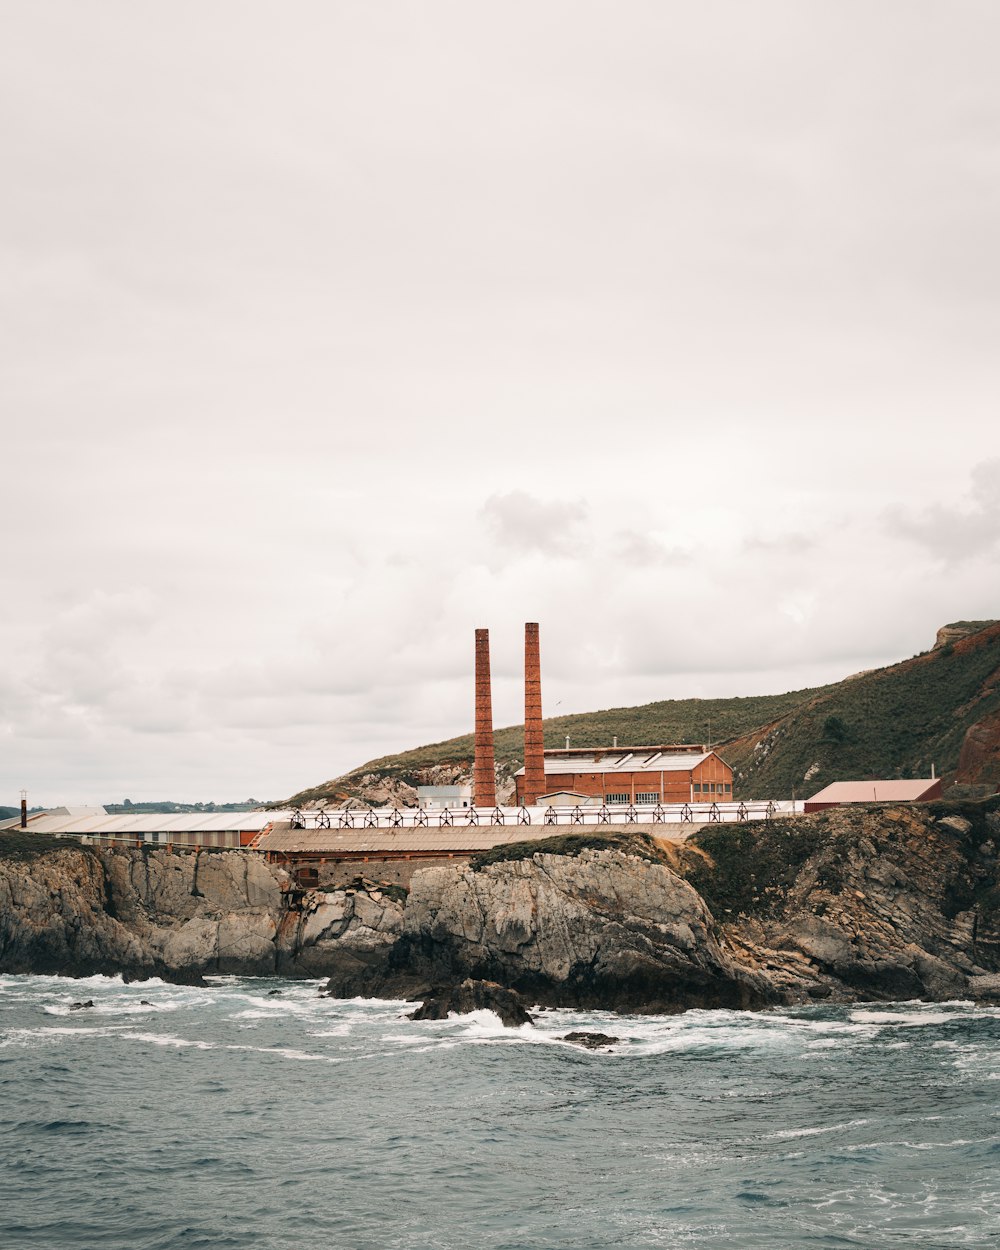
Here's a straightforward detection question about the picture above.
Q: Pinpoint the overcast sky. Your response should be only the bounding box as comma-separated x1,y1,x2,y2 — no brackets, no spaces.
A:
3,2,999,805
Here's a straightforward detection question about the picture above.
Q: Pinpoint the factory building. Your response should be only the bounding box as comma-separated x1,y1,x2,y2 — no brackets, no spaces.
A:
514,745,733,806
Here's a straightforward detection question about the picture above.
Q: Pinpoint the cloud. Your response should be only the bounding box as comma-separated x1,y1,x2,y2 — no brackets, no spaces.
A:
481,492,588,557
612,530,690,567
885,459,1000,563
743,533,817,556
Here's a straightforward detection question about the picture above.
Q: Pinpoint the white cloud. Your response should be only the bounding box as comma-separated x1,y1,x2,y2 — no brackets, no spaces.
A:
481,492,588,557
885,459,1000,563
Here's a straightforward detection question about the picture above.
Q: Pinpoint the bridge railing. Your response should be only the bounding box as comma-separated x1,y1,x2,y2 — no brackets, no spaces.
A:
287,800,802,831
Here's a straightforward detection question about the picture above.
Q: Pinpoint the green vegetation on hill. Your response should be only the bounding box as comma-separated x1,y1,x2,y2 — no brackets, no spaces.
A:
727,623,1000,797
471,829,668,870
288,689,824,805
288,621,1000,806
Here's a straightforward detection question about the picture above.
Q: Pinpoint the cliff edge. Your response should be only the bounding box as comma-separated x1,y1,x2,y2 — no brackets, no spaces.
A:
2,799,999,1012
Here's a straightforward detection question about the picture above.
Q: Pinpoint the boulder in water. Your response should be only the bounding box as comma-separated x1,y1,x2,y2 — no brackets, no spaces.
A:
561,1031,620,1050
408,979,534,1027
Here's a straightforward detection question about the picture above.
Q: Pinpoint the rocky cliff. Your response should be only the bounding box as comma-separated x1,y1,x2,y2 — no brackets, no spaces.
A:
0,847,403,981
3,799,999,1013
321,846,778,1011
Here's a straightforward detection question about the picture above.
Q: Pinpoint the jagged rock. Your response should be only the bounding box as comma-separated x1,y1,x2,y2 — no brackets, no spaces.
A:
562,1031,619,1049
277,886,404,977
684,800,1000,1003
0,845,411,983
325,849,778,1013
69,1000,94,1010
408,979,534,1027
938,815,973,836
968,973,1000,1000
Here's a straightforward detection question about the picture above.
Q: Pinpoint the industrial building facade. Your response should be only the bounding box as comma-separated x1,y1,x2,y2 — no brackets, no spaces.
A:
513,745,733,806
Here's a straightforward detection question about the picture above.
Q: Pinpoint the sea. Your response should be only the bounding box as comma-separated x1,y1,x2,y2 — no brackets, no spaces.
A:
1,976,998,1250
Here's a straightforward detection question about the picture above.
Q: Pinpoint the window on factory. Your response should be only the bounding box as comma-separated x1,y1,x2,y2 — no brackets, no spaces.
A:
693,784,702,793
724,783,731,794
605,793,629,804
635,792,659,804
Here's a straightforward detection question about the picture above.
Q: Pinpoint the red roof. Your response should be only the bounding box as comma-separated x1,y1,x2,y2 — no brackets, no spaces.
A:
804,779,941,809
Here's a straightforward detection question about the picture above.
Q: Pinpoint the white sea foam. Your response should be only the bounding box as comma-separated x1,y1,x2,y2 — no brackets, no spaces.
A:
770,1118,871,1140
119,1030,217,1049
850,1009,967,1027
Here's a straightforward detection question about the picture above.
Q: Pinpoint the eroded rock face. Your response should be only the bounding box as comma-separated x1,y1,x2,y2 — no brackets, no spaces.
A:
324,849,778,1013
956,711,1000,789
275,884,404,976
685,801,1000,1004
0,849,404,982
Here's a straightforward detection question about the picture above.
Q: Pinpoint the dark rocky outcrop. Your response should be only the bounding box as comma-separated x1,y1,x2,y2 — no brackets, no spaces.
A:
323,847,779,1013
562,1032,620,1049
681,797,1000,1003
408,979,534,1027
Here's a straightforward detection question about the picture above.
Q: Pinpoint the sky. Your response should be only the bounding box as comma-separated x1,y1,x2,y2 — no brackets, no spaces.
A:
2,1,999,805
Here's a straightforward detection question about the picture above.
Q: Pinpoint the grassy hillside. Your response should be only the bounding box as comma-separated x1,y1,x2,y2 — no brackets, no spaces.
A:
287,620,1000,806
726,621,1000,797
286,686,825,805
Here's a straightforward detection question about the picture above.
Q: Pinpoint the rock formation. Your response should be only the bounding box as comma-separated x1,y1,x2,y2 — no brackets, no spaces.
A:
0,848,403,982
323,847,777,1012
2,798,999,1016
955,710,1000,790
408,979,534,1026
680,799,1000,1004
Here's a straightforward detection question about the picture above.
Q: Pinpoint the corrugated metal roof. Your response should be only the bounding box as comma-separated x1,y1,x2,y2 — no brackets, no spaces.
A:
514,751,713,777
8,810,290,836
805,780,940,804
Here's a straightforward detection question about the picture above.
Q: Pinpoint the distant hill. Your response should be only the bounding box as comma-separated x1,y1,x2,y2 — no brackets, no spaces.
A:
286,620,1000,807
104,800,266,814
0,806,42,823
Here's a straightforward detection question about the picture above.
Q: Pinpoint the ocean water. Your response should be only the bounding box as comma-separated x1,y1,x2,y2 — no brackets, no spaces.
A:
1,976,998,1250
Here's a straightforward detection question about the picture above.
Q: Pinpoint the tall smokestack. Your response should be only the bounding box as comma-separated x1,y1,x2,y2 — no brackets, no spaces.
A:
473,629,497,808
523,622,546,804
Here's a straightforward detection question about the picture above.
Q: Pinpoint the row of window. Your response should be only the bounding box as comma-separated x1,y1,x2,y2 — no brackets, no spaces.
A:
604,785,731,802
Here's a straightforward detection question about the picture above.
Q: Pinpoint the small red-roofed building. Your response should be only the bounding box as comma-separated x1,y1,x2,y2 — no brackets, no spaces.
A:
803,778,943,813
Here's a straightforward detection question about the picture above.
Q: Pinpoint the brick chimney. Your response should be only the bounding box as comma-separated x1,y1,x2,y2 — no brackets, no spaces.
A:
522,622,546,804
473,628,497,808
20,790,27,829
